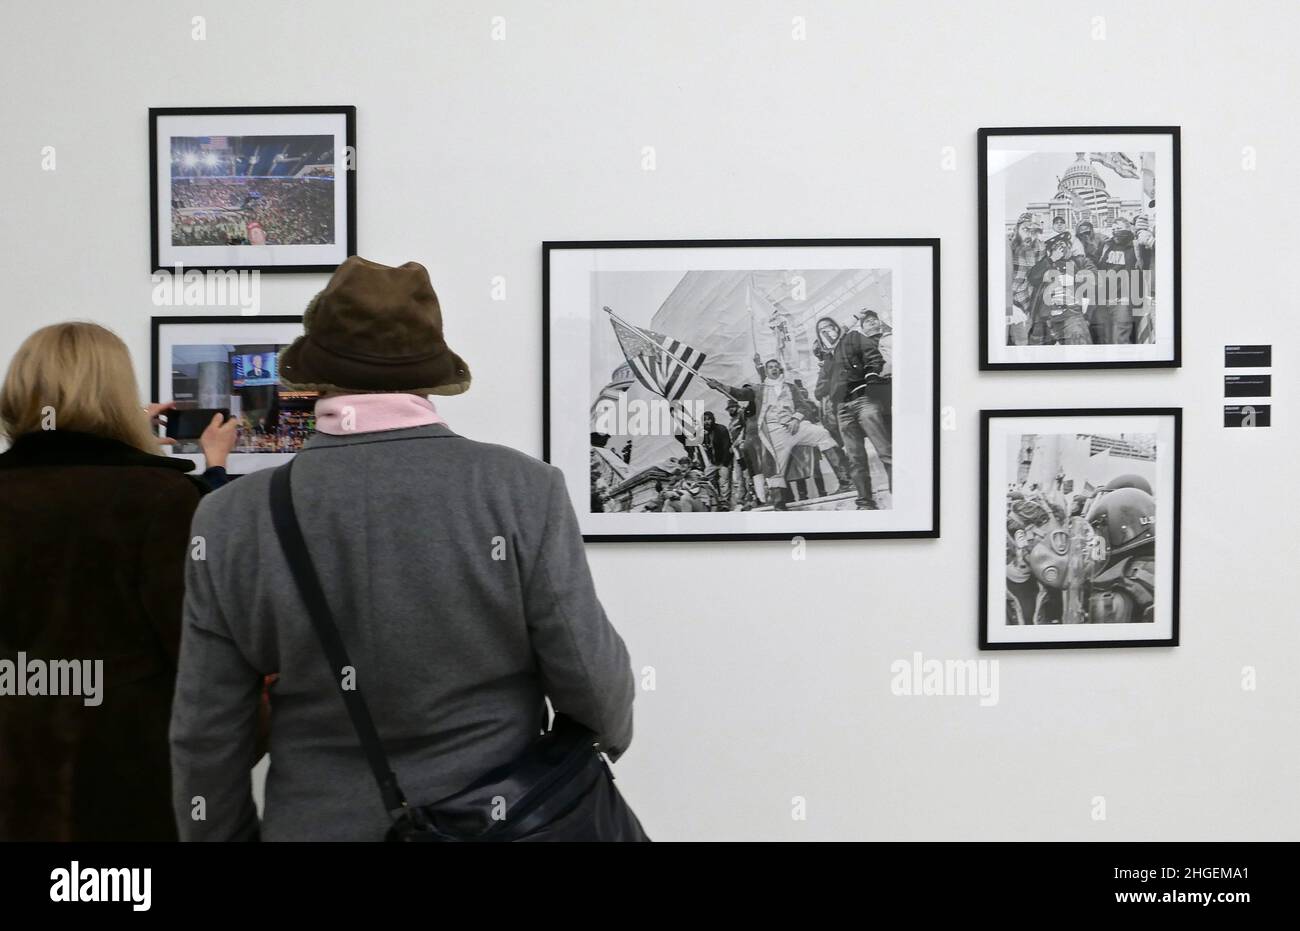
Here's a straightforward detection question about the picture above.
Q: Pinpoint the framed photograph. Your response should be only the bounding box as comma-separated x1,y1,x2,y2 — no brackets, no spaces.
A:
151,315,316,474
150,106,356,273
980,408,1181,650
544,239,939,542
979,126,1180,369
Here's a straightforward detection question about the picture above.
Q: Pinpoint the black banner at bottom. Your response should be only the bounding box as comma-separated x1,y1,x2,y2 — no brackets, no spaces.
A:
0,841,1287,915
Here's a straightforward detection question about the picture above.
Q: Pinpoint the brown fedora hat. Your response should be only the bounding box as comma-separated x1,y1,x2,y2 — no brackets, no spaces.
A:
279,256,471,396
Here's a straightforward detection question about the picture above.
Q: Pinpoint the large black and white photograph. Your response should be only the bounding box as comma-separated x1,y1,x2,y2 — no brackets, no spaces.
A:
151,107,356,272
980,127,1180,369
545,240,938,541
152,316,312,474
981,409,1181,649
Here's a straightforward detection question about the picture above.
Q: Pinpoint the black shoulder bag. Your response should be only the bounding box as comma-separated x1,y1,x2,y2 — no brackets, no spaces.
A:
268,461,649,842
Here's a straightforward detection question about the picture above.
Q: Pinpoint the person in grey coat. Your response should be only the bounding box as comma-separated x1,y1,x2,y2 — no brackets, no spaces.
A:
169,257,636,841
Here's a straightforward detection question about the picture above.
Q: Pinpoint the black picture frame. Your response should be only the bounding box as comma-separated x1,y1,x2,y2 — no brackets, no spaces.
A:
978,126,1181,370
979,407,1182,650
149,106,357,273
543,238,941,542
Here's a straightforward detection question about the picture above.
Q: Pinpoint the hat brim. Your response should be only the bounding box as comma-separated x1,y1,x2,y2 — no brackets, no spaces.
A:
278,334,471,397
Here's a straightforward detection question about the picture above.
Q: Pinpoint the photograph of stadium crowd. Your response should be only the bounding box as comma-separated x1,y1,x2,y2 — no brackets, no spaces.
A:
981,409,1180,649
980,127,1180,369
150,107,355,272
169,134,337,247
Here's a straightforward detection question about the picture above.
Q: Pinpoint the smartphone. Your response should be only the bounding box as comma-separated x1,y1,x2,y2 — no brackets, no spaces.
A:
165,408,231,440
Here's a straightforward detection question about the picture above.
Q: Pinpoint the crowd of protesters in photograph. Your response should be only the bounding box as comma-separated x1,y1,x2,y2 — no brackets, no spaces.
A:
1005,211,1157,346
624,308,894,513
1005,470,1157,626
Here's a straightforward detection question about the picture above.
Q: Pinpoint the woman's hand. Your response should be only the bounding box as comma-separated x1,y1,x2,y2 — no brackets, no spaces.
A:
144,401,176,447
199,413,238,469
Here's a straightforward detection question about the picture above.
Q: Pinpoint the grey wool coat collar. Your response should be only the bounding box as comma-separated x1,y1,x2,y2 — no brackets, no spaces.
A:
300,421,459,451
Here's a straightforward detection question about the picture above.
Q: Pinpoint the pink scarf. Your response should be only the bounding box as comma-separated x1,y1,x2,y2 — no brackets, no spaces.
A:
314,393,445,436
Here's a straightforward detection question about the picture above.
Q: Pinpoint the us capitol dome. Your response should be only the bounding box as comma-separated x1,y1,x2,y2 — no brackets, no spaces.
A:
1018,153,1144,234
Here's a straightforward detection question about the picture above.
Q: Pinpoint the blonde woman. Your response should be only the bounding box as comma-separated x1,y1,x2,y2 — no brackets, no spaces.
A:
0,321,235,840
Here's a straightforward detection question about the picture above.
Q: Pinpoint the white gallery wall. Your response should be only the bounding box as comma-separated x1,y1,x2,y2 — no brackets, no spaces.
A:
1,0,1296,840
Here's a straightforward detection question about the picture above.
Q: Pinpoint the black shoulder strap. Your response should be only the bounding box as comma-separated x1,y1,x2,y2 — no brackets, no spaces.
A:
268,461,409,818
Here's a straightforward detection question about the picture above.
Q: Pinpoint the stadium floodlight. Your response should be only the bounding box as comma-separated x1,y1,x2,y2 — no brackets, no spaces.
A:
182,153,198,167
203,152,218,167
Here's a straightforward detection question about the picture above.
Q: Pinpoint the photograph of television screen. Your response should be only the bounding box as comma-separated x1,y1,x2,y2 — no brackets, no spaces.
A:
231,350,278,387
169,343,316,454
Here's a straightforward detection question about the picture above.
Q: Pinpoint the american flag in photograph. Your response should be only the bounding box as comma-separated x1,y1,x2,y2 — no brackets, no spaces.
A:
606,311,705,402
1088,151,1139,180
1136,312,1155,345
